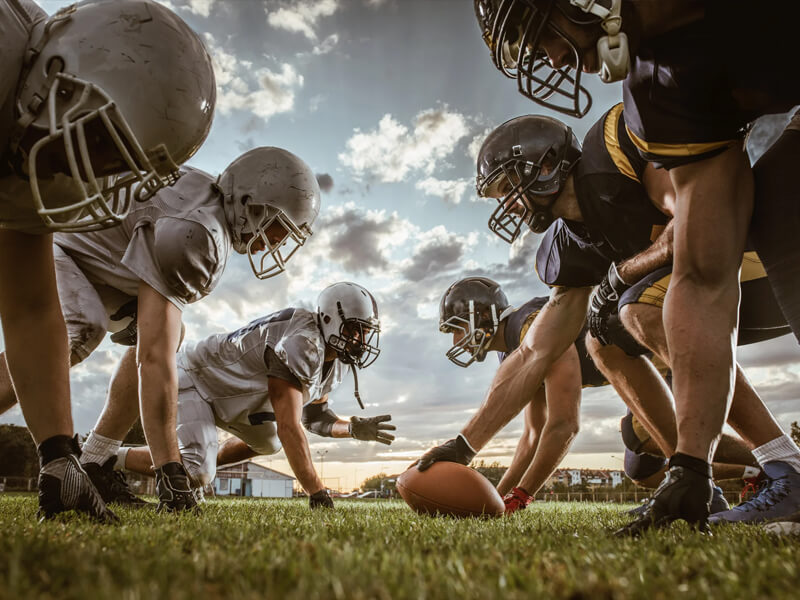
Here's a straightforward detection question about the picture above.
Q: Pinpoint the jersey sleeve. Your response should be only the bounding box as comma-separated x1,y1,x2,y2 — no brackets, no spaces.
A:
122,217,222,308
622,24,744,170
263,346,303,389
272,332,325,392
535,220,611,287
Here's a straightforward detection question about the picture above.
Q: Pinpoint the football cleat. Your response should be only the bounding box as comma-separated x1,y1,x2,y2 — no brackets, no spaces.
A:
155,462,200,513
503,487,533,515
710,485,730,514
614,464,713,537
709,461,800,524
763,511,800,536
82,456,153,507
38,454,118,523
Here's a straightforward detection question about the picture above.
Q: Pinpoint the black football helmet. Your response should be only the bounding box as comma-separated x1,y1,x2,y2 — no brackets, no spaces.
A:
439,277,511,367
476,114,581,243
474,0,629,118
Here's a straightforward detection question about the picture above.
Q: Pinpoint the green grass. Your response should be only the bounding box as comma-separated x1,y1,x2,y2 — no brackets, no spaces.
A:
0,495,798,600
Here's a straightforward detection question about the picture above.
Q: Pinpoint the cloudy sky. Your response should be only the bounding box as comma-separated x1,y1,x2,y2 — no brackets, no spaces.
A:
3,0,799,490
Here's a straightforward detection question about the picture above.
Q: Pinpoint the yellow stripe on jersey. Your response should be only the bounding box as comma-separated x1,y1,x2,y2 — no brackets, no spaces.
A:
604,103,640,182
741,251,767,282
518,310,541,345
625,125,737,157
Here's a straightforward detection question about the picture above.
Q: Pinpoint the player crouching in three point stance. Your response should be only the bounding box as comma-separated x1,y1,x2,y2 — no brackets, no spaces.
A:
76,282,391,510
0,0,216,521
0,146,321,512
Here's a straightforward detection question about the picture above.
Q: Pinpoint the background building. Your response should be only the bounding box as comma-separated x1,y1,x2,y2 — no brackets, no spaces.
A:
214,461,295,498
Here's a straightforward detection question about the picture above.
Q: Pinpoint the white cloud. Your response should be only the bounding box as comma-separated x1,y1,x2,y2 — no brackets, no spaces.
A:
313,33,340,55
267,0,339,40
154,0,215,17
339,108,470,183
203,33,304,123
415,177,472,205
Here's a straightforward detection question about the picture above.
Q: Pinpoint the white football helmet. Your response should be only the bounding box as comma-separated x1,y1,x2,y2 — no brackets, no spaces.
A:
10,0,216,232
317,282,381,369
217,147,321,279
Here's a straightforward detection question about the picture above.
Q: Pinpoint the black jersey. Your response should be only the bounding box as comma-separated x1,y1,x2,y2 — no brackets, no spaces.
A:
536,104,669,287
623,1,800,169
497,297,608,388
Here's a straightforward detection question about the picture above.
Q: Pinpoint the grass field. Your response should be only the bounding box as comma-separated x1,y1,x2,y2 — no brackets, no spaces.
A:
1,494,798,600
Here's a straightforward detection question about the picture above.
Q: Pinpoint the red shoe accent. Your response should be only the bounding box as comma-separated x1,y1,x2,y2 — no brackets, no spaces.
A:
503,486,532,514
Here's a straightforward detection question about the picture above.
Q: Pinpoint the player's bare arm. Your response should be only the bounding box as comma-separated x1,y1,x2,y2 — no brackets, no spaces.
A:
269,376,325,497
496,394,546,497
515,344,582,499
459,285,590,451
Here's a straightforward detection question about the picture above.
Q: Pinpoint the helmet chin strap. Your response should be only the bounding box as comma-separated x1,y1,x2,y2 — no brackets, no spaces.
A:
572,0,629,82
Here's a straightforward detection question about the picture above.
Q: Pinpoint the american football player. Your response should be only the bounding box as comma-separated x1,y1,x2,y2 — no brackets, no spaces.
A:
474,0,800,532
419,108,800,529
0,146,321,512
71,282,389,510
0,0,215,521
436,277,758,514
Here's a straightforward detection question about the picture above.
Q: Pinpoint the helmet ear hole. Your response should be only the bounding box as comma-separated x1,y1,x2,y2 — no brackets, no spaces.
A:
323,315,331,324
240,194,251,206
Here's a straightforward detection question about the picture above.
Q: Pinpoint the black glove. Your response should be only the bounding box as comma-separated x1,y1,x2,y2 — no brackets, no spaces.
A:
309,489,334,510
109,299,138,346
588,263,630,345
155,462,200,514
416,434,476,472
350,415,396,445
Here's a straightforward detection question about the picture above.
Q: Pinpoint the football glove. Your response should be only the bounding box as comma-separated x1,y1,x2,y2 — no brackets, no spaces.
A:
416,434,476,472
109,299,138,346
588,263,630,345
503,486,533,515
350,415,396,445
309,489,334,510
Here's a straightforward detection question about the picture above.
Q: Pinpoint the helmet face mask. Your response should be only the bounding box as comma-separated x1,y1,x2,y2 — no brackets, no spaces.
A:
439,277,510,368
24,71,180,232
12,1,216,232
476,0,595,117
219,147,321,279
478,117,580,243
243,205,313,280
440,301,496,368
317,282,381,369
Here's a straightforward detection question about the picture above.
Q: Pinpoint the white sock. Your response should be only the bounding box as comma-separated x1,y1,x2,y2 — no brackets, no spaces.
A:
80,431,122,466
115,447,131,471
752,435,800,474
742,465,761,479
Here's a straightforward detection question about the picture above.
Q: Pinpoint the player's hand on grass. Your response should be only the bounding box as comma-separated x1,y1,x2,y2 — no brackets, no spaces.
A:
416,434,476,471
350,415,396,445
503,487,532,515
588,263,630,345
309,489,334,510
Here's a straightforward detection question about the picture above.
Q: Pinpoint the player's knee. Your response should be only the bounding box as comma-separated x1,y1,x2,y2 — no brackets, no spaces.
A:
182,453,217,487
619,304,648,344
250,436,282,456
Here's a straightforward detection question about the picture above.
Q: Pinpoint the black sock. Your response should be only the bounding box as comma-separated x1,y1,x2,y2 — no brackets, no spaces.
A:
669,452,712,479
38,435,80,468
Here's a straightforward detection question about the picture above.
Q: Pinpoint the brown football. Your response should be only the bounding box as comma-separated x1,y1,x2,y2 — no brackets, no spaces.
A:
396,462,505,518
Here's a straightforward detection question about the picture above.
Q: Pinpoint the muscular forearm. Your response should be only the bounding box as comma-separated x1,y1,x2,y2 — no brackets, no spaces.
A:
462,288,589,449
617,220,674,284
138,358,180,466
277,422,323,494
518,423,577,495
497,431,539,496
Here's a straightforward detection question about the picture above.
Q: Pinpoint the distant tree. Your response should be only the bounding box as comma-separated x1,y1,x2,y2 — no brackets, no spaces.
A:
123,418,147,446
0,425,38,478
361,472,398,493
791,422,800,446
470,460,507,486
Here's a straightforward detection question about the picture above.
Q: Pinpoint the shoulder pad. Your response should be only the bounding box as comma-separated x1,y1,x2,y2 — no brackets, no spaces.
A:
152,217,225,304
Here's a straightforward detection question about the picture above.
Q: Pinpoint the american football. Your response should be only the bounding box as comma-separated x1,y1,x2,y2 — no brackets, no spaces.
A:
397,462,505,518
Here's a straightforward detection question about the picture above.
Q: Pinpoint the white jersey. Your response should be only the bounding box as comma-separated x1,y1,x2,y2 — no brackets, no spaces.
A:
53,167,231,308
0,0,52,232
178,308,348,430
